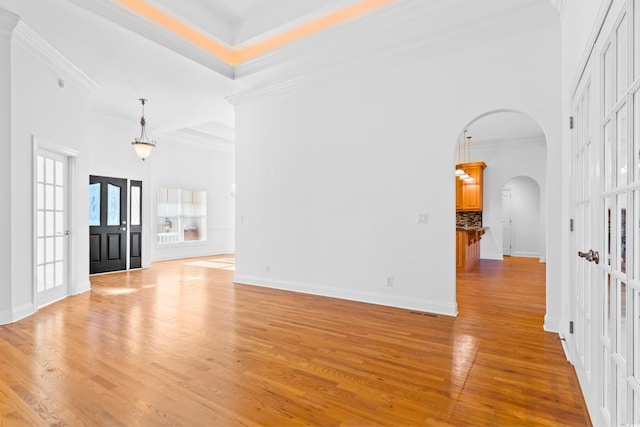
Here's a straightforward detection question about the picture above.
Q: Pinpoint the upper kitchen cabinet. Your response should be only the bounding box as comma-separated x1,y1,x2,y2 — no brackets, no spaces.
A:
455,162,486,211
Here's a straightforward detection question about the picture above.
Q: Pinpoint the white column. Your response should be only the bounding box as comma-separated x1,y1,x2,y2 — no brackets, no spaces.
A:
0,8,19,324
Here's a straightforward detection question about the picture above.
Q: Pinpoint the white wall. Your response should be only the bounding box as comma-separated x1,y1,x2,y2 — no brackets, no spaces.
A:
472,141,547,260
149,135,235,261
233,19,562,319
0,9,19,323
2,21,93,323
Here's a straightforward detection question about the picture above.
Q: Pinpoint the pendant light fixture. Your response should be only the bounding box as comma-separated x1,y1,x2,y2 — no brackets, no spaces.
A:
459,130,470,180
464,134,475,183
131,98,156,161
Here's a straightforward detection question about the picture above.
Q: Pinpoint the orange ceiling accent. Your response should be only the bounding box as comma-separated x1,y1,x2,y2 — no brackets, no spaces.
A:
115,0,399,66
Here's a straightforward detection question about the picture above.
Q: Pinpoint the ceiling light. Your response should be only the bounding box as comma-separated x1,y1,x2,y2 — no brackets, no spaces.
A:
131,98,156,161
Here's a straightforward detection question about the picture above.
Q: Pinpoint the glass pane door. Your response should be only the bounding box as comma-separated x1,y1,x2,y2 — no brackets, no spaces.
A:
35,149,68,307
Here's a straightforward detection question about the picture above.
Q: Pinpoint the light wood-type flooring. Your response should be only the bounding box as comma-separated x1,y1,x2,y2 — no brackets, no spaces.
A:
0,256,590,426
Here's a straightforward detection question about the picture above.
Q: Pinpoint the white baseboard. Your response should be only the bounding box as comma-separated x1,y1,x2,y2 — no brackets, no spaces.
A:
74,281,91,295
544,314,560,332
512,251,541,258
558,332,570,361
0,303,35,325
234,274,458,316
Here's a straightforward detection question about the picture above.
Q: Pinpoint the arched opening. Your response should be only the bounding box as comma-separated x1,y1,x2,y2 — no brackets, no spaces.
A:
454,109,547,295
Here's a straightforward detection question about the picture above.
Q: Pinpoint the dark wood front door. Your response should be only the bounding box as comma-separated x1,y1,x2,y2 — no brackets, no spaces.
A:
89,175,128,274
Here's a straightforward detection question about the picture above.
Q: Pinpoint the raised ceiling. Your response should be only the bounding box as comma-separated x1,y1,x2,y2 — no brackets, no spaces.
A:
67,0,400,76
147,0,382,46
0,0,558,143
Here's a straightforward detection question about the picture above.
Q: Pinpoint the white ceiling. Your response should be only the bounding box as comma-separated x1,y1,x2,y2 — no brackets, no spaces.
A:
0,0,557,145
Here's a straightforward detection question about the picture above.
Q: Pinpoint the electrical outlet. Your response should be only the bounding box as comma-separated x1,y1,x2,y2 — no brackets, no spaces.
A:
266,264,271,273
387,276,393,287
416,213,428,224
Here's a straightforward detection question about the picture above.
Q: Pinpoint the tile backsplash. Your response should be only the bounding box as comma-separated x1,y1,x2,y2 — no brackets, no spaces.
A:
456,211,482,228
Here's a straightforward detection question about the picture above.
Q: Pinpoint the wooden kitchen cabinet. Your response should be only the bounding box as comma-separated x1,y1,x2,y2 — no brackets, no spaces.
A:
456,228,486,273
455,162,486,211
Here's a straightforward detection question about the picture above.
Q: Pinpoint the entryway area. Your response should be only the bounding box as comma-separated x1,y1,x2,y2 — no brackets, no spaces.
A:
89,175,142,274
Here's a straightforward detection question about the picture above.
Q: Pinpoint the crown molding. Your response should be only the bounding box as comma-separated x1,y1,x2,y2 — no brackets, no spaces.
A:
13,22,98,92
234,0,450,79
162,128,235,153
229,0,556,110
65,0,234,79
0,8,20,39
470,136,547,152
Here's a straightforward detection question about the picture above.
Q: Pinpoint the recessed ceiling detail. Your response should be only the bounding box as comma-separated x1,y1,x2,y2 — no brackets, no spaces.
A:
115,0,399,66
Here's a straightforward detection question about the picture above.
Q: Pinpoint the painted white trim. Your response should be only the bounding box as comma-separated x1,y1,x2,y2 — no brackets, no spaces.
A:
32,136,79,308
569,0,614,99
471,136,547,152
0,8,19,39
230,0,557,107
234,274,458,316
13,22,98,92
558,332,570,360
65,0,234,79
543,314,560,333
76,281,91,295
512,251,541,258
162,129,235,153
0,303,35,325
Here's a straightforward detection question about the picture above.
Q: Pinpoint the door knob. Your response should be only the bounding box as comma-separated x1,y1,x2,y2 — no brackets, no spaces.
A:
578,249,599,264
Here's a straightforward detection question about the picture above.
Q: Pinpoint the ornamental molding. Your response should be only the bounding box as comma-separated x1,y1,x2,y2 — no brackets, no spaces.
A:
0,8,19,40
229,0,556,110
13,22,98,92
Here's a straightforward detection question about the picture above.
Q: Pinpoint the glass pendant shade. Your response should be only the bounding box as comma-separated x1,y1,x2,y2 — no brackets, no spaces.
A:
455,167,465,176
464,176,475,183
459,173,470,180
132,141,154,160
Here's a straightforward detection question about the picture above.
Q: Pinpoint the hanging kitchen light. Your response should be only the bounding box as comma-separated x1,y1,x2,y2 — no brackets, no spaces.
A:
455,131,466,176
131,98,156,161
464,134,475,183
458,130,470,180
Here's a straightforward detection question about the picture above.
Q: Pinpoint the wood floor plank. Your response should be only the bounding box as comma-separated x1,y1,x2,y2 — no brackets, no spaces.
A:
0,256,590,426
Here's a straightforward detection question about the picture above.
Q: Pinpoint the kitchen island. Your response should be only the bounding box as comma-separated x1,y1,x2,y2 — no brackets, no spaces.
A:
456,227,488,273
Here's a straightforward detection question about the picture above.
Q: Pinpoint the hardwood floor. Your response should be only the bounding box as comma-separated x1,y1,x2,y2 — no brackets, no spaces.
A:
0,256,590,426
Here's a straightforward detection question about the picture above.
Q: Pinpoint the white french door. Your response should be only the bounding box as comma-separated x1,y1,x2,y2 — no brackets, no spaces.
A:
35,149,69,308
571,0,640,425
572,67,598,422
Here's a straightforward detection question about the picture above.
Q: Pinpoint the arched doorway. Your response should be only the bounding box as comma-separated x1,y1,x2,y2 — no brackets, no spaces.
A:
454,109,547,292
